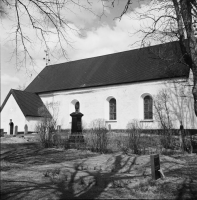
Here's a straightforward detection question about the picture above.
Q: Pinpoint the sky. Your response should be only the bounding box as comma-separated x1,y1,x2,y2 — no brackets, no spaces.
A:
0,0,155,103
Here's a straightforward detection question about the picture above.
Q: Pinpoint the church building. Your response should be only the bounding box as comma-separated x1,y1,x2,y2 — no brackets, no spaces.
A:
1,41,196,134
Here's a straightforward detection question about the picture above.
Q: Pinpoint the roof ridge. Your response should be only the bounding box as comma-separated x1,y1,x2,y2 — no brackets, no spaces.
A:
12,89,36,94
25,40,189,94
47,40,181,67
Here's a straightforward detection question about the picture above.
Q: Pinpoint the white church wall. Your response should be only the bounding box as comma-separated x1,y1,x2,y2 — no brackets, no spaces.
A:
1,94,26,133
1,95,43,133
39,78,195,130
25,117,43,132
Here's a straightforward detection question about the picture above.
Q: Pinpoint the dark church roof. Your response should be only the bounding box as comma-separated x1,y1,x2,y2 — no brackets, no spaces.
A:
0,89,50,117
25,41,190,94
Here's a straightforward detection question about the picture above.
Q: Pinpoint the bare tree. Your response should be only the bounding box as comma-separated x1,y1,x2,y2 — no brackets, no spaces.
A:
154,78,197,129
16,83,26,91
153,89,174,130
117,0,197,116
36,100,60,147
0,0,109,69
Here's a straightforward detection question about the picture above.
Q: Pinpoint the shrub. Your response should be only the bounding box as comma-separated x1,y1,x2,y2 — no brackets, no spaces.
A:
85,119,109,153
159,129,176,150
36,123,56,148
36,102,59,148
126,119,143,154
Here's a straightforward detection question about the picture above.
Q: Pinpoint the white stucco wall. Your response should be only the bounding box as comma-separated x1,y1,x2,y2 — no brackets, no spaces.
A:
39,78,197,130
1,94,26,133
1,94,43,133
25,116,43,132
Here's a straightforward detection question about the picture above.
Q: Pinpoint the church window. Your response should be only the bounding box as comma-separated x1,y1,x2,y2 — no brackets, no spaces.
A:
109,98,116,120
75,101,80,112
144,96,153,119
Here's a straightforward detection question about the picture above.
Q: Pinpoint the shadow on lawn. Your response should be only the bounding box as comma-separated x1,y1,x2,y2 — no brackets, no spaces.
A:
1,155,144,200
0,142,97,166
165,156,197,200
1,142,197,199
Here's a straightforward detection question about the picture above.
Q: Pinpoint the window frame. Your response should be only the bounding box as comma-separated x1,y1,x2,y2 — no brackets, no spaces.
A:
144,95,153,120
109,98,116,120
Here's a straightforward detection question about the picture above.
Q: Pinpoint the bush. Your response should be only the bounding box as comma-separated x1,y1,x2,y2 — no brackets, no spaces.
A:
159,129,176,150
35,102,66,148
36,123,56,148
126,119,143,154
85,119,109,153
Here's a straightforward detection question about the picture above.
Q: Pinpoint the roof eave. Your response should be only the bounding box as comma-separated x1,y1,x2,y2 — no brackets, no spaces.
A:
35,75,189,95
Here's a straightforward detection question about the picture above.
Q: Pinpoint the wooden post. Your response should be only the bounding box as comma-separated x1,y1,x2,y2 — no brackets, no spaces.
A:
150,154,161,180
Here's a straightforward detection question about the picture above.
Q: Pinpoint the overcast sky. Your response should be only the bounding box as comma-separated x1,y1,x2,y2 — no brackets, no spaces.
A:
1,0,154,103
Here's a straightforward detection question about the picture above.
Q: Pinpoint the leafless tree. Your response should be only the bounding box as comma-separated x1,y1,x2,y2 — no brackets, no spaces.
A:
36,100,60,147
16,83,26,91
0,0,109,69
117,0,197,117
153,89,174,130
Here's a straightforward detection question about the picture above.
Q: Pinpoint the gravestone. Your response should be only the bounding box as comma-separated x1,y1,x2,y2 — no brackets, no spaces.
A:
0,129,4,137
45,127,49,140
57,125,61,133
69,103,84,145
9,119,14,135
14,125,18,135
108,124,111,132
24,124,28,135
150,154,161,180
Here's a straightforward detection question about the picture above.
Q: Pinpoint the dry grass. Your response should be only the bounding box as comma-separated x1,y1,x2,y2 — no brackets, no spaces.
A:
1,134,197,199
1,132,197,200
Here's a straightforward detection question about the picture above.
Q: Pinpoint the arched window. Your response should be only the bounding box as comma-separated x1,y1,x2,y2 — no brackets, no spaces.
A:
75,101,80,112
144,96,153,119
109,98,116,120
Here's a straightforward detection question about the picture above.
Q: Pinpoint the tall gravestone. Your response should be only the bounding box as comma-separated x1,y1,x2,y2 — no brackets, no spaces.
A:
24,124,28,135
69,102,84,145
14,125,18,136
150,154,161,180
57,125,61,133
9,119,14,135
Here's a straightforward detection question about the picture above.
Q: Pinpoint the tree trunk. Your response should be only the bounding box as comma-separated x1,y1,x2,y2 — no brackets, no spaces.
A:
192,68,197,116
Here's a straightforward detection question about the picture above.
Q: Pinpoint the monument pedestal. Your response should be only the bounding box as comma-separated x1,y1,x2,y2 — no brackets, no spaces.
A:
69,111,84,147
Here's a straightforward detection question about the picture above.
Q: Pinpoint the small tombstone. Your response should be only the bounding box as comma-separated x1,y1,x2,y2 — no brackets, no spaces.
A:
108,124,111,131
45,127,49,140
24,124,28,135
150,154,161,180
14,126,18,135
0,129,4,137
57,125,61,133
9,119,14,135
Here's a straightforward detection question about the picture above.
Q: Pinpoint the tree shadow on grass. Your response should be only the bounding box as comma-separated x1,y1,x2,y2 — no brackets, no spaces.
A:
164,157,197,200
1,155,149,200
0,142,98,166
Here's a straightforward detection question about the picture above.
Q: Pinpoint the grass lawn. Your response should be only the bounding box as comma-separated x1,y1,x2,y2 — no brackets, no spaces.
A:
1,133,197,199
